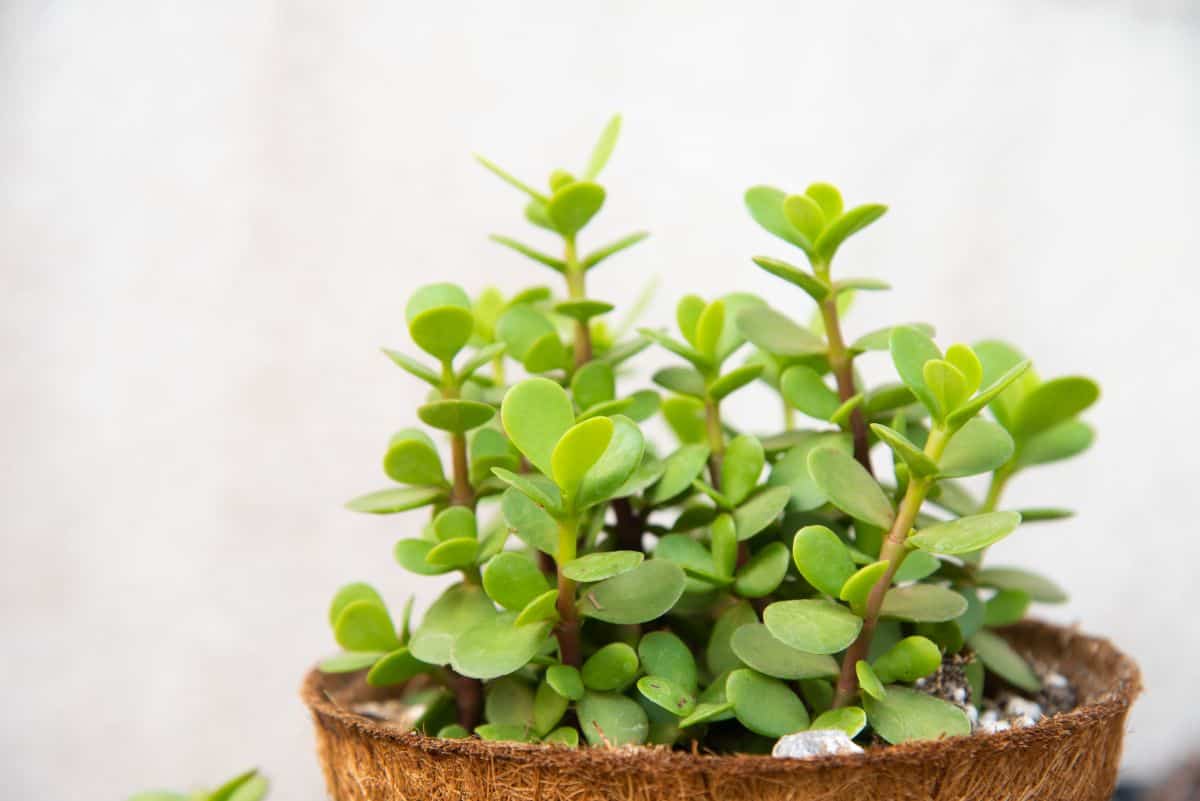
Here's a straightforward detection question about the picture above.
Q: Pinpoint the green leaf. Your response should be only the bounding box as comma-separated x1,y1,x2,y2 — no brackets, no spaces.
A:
737,307,826,358
734,541,790,598
492,467,562,514
968,629,1042,692
892,550,941,583
1011,376,1100,438
406,283,471,321
763,599,863,655
496,304,556,361
909,511,1022,555
780,366,841,421
346,485,445,514
653,366,706,398
546,664,585,701
768,432,853,511
475,154,547,202
750,256,829,301
839,561,890,616
745,186,812,253
707,601,757,676
532,678,569,737
408,306,475,362
733,485,792,540
319,651,384,673
649,444,710,505
863,686,970,744
424,537,479,569
382,430,446,487
456,342,507,384
579,560,686,624
409,584,497,666
210,770,268,801
694,300,726,361
721,435,765,507
555,299,614,323
583,114,622,179
890,325,942,415
676,295,705,345
482,552,551,612
984,588,1030,626
923,359,968,419
730,623,838,680
329,583,385,628
562,550,643,583
938,418,1014,478
575,415,645,510
880,585,968,622
637,675,696,718
433,505,477,542
418,399,495,434
850,323,935,354
947,358,1034,429
829,393,864,426
833,277,891,294
945,344,983,396
543,726,580,747
810,706,866,737
1014,506,1074,523
551,417,613,502
500,486,558,554
381,348,442,388
975,567,1067,603
1017,420,1095,468
808,448,895,528
639,327,711,371
661,395,706,444
727,669,811,736
393,539,452,576
871,636,941,683
638,631,698,691
710,513,738,578
515,588,559,626
814,204,887,265
578,691,648,747
805,182,844,219
488,234,566,273
451,615,552,680
469,428,520,484
485,676,536,728
474,723,533,742
783,193,826,242
334,600,399,652
871,423,938,477
501,377,576,477
972,340,1035,425
547,181,605,236
583,231,650,270
791,525,855,598
582,642,640,691
571,362,616,411
708,363,765,402
366,647,427,687
856,660,886,700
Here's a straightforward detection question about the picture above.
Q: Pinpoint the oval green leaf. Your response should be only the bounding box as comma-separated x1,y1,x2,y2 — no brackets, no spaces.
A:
579,560,686,624
808,447,895,528
727,669,811,737
763,599,863,655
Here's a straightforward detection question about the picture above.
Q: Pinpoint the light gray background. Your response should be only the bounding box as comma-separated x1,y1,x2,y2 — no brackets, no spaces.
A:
3,1,1198,798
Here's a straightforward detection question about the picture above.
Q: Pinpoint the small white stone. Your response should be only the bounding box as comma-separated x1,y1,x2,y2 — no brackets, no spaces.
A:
979,719,1011,734
1012,715,1038,729
1044,672,1069,689
772,730,864,759
966,705,979,727
1004,697,1043,723
978,709,1000,728
951,687,967,704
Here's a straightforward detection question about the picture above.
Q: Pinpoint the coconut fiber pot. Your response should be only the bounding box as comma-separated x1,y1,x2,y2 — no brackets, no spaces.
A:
303,620,1141,801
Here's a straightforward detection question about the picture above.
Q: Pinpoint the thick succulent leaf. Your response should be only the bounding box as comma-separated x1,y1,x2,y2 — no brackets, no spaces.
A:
383,429,446,486
972,340,1036,427
890,325,942,415
637,675,696,718
366,647,428,687
947,358,1034,429
871,423,938,477
880,585,968,622
810,706,866,737
409,306,475,362
733,485,792,540
763,599,863,655
984,588,1030,626
975,567,1067,603
583,231,650,270
583,114,621,179
409,584,497,666
791,525,855,598
968,629,1042,692
856,660,886,700
501,377,576,477
938,418,1014,478
381,347,442,387
329,583,386,627
562,550,643,582
850,323,936,354
839,561,890,616
781,366,841,421
1017,419,1095,468
731,623,838,680
638,631,698,691
579,560,686,624
492,468,563,515
813,203,887,265
514,588,559,626
482,552,551,612
346,486,445,514
451,615,553,680
727,669,811,736
547,181,606,236
737,307,826,357
394,539,453,576
676,295,706,346
334,600,400,653
745,185,812,252
707,601,757,676
499,486,558,555
864,686,970,744
750,256,829,301
649,444,710,505
709,363,765,402
575,416,645,509
319,650,384,674
871,636,941,683
571,361,616,410
908,511,1022,555
783,193,826,241
768,432,853,511
578,691,649,747
694,300,726,362
582,642,640,691
418,399,495,434
808,447,895,528
551,417,614,501
546,664,585,701
721,435,765,507
1011,376,1100,439
424,537,479,569
734,541,790,598
653,366,706,398
488,234,565,273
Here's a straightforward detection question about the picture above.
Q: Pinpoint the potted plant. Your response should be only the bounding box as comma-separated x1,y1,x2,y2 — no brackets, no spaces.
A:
303,117,1139,801
128,768,268,801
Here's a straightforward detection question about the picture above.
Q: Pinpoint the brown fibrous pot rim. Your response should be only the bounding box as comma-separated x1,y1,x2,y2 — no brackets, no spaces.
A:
301,619,1141,776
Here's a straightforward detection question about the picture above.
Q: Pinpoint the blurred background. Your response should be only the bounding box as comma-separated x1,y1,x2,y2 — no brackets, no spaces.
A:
3,1,1198,798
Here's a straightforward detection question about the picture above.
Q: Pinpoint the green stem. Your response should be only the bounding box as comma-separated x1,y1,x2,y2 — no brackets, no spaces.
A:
704,397,725,489
554,517,582,668
981,466,1013,513
832,426,951,708
819,295,872,476
564,237,592,368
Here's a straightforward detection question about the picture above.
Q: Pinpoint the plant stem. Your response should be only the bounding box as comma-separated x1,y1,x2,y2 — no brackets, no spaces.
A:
564,237,592,368
981,465,1012,513
832,426,950,708
819,296,872,476
612,497,644,553
704,397,725,488
554,517,582,667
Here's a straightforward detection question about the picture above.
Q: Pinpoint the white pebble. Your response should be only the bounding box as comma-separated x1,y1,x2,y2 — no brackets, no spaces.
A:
1045,672,1069,689
979,719,1011,734
1012,715,1038,729
966,705,979,727
1004,697,1043,723
772,730,864,759
951,687,967,704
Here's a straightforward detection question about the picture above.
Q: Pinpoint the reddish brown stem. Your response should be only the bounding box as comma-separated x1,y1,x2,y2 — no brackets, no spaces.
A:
819,297,873,476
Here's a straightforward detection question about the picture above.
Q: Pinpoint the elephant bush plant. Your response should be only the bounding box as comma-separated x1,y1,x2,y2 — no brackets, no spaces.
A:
320,116,1098,750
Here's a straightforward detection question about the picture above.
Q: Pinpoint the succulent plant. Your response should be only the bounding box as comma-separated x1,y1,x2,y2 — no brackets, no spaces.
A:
321,117,1098,750
127,769,268,801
